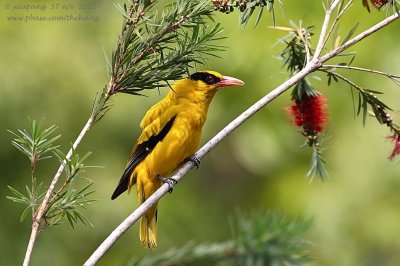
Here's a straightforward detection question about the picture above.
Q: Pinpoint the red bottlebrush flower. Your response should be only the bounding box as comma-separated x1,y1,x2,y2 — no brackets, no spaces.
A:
363,0,389,12
288,94,328,135
371,0,389,8
388,134,400,160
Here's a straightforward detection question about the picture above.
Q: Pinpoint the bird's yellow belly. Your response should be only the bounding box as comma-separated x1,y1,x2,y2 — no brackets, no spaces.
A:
143,120,202,178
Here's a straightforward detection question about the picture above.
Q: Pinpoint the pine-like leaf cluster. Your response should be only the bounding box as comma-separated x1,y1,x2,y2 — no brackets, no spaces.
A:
91,0,225,124
7,119,95,229
109,0,224,95
128,209,313,266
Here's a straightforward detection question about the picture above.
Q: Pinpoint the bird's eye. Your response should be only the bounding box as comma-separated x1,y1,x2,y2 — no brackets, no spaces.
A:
205,75,215,84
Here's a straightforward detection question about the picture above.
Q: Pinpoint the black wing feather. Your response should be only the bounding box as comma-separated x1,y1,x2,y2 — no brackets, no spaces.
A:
111,115,177,200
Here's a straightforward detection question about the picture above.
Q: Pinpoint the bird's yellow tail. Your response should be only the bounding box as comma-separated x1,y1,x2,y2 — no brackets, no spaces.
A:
139,208,158,250
136,171,160,249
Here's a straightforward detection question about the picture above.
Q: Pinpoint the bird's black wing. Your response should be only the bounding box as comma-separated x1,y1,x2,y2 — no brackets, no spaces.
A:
111,115,176,200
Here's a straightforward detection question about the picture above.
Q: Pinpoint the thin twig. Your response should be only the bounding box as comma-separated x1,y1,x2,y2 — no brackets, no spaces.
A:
321,69,364,90
84,9,399,266
322,64,400,83
321,0,354,49
23,117,94,266
30,158,36,221
313,0,342,59
297,28,312,63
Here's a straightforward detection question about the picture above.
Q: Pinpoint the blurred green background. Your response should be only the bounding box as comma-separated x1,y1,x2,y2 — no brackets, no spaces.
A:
1,1,400,265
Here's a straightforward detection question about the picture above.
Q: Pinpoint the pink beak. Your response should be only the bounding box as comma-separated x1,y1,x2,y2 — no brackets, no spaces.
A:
217,76,245,88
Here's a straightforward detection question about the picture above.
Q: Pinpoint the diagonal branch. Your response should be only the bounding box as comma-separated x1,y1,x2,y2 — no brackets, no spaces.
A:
83,8,399,266
83,61,321,266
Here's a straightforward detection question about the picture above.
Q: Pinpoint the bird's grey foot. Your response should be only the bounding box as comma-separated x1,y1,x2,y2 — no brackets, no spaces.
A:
186,156,201,169
158,176,177,193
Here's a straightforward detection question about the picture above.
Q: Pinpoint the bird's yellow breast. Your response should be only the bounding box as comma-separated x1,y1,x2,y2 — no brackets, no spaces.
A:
135,101,207,181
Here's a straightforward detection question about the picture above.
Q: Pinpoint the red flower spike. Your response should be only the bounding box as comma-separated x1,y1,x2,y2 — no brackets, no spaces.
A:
288,94,328,135
388,134,400,160
371,0,389,8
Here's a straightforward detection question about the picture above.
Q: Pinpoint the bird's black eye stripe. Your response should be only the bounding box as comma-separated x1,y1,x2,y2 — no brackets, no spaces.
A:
190,72,221,85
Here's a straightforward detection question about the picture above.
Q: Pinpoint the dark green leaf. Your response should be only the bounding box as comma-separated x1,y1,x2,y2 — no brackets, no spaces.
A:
357,90,362,116
254,6,264,28
341,22,359,45
351,87,356,119
66,211,76,229
362,95,368,126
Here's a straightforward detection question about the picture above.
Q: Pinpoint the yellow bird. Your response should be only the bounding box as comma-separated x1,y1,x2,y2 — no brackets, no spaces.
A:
111,70,244,249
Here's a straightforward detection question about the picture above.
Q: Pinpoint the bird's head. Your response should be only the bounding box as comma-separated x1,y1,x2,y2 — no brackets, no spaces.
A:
171,70,244,104
188,70,245,91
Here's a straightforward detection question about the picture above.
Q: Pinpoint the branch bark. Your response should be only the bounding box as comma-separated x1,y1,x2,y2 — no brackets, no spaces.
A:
83,61,321,266
83,9,399,266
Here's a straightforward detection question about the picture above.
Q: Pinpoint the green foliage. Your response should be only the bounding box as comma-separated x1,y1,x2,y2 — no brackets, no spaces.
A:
7,118,60,166
272,9,400,179
44,180,95,229
7,119,95,229
231,209,312,266
291,79,318,101
7,181,45,222
322,69,399,132
128,242,234,266
128,209,313,266
91,86,112,124
91,0,226,124
274,21,314,73
212,0,277,28
109,0,223,95
54,147,92,181
307,143,328,181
